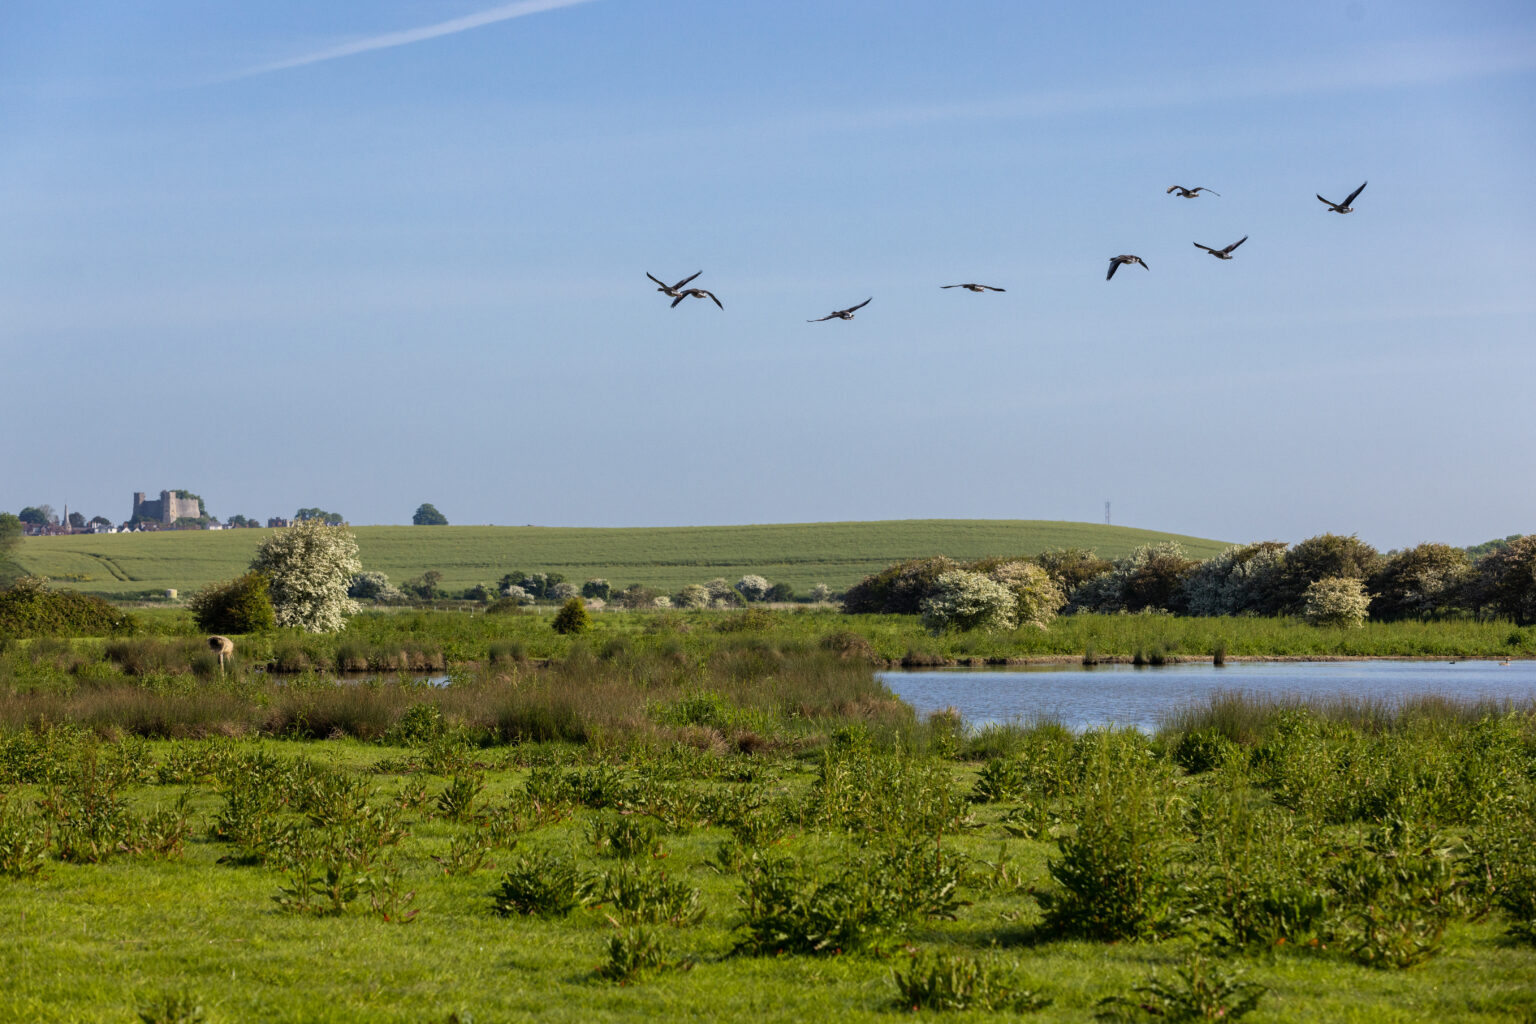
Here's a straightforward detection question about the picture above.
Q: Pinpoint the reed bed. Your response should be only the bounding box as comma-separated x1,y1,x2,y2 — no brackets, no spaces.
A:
0,643,907,750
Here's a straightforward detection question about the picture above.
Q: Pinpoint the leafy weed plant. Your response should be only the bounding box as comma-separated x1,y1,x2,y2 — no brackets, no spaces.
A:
891,949,1051,1013
490,851,594,917
1098,952,1266,1022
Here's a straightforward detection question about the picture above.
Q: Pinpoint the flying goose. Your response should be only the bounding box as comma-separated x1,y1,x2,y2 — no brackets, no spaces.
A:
942,283,1006,292
1193,235,1248,260
1166,186,1219,198
1106,255,1148,280
671,287,722,309
646,270,702,298
808,298,871,321
1317,181,1367,214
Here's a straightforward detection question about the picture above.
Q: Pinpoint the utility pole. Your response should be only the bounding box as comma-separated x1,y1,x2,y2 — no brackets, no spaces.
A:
1104,501,1111,526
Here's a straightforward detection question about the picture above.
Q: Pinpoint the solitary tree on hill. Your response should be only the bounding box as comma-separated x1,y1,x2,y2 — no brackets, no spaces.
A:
413,503,448,526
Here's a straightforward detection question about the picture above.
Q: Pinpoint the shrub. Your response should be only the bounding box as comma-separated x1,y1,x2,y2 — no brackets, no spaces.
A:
0,576,137,637
1183,542,1287,617
736,843,964,955
614,585,660,609
920,570,1017,633
403,570,444,600
764,582,795,602
485,596,526,615
582,579,611,600
673,584,709,610
1035,759,1185,940
549,582,578,602
248,520,361,633
347,571,391,600
1277,533,1380,614
1071,543,1196,614
189,572,276,634
703,578,742,608
810,583,831,603
843,557,957,614
552,598,591,635
1471,534,1536,625
735,575,770,602
985,561,1065,628
1035,547,1113,595
500,585,534,605
1368,543,1472,621
1303,576,1370,628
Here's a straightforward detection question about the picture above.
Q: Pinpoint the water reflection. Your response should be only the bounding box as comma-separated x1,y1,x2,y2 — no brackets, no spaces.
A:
879,660,1536,733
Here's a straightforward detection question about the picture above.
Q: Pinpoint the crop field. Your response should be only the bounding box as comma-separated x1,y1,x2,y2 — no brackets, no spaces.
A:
12,520,1232,598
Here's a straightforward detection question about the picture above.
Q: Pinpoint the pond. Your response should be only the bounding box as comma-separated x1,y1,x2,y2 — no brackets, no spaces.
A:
878,659,1536,733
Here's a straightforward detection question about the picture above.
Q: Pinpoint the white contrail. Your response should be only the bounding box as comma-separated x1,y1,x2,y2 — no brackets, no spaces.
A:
234,0,598,78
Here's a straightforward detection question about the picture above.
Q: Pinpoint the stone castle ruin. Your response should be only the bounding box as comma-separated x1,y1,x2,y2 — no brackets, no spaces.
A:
132,490,202,524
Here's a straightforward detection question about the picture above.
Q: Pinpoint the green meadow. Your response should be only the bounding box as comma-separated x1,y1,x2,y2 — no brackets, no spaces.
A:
12,520,1232,598
3,677,1536,1023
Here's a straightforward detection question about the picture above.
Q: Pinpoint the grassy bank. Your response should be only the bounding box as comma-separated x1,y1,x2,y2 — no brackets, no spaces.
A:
6,608,1530,690
2,691,1535,1022
12,520,1230,598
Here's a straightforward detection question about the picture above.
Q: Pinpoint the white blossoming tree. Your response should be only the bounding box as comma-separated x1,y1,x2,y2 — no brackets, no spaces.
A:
986,560,1066,629
1303,576,1370,628
735,574,770,602
674,584,710,609
248,519,362,633
920,569,1018,633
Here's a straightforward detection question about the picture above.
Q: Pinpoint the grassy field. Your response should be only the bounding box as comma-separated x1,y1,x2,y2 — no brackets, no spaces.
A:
12,520,1232,598
2,687,1535,1023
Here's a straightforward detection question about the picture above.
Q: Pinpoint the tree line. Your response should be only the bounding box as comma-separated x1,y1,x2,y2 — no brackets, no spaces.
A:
843,533,1536,628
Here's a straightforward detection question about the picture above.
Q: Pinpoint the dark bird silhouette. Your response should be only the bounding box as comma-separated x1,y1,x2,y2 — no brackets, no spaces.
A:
646,270,702,298
1317,181,1367,213
1193,235,1248,260
1166,186,1219,198
808,298,871,322
942,283,1006,292
670,288,722,309
1106,255,1148,281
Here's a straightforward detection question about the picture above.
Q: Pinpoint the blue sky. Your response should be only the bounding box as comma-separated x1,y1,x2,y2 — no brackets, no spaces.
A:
2,1,1533,550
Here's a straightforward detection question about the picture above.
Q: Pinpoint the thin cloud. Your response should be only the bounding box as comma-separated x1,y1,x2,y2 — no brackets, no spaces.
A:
233,0,598,78
749,30,1536,134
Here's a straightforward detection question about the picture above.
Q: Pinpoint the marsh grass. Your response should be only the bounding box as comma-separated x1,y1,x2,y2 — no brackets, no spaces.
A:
0,644,906,751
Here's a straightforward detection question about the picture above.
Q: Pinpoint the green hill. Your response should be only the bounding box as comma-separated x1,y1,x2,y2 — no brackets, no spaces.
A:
14,520,1232,598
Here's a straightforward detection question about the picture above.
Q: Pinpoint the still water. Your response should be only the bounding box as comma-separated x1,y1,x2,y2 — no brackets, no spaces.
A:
879,660,1536,733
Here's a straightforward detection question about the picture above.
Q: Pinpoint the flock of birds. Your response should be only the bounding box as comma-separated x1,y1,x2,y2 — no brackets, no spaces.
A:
649,180,1370,315
1108,180,1366,279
